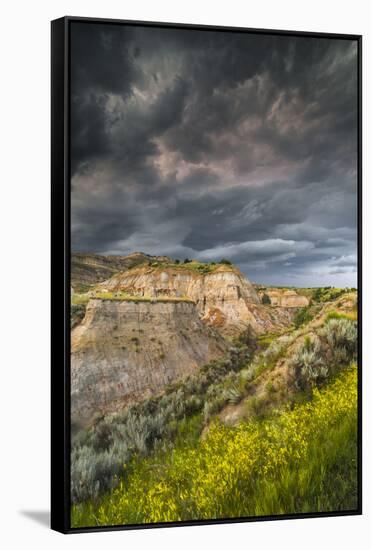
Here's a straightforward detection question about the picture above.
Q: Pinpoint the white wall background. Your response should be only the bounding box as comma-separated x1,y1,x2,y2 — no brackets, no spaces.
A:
0,0,369,547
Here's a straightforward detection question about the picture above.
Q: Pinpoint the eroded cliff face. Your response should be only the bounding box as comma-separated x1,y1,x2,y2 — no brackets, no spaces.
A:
94,265,294,335
71,252,170,292
71,299,228,426
261,289,310,308
95,266,266,334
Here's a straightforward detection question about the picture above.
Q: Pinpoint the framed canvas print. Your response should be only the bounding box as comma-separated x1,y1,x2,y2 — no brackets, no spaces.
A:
51,16,362,533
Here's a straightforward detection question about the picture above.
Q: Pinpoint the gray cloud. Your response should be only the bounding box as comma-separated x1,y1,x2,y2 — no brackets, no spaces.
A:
70,22,358,287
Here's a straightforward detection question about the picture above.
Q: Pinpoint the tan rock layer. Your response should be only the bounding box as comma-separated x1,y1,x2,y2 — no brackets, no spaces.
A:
95,266,296,335
96,266,263,333
71,299,228,426
263,289,310,308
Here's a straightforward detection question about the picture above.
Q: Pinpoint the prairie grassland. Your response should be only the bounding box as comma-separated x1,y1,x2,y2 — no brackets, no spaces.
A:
71,364,358,527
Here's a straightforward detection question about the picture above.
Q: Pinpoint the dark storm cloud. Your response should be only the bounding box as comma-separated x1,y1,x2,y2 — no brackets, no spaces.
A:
71,23,137,95
71,22,358,286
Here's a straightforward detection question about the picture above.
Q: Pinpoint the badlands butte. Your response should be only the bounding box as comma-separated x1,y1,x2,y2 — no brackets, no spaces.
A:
71,252,311,427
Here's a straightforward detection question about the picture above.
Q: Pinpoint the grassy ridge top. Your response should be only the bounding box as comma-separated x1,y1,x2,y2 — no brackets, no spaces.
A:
93,292,194,304
125,259,241,276
71,291,194,305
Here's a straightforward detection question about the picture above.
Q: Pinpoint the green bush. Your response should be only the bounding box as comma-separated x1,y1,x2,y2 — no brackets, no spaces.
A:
92,421,114,452
239,366,256,384
261,293,271,305
321,318,357,361
311,287,347,303
326,311,350,321
71,441,128,503
71,407,171,504
289,336,328,390
223,384,243,405
293,306,313,328
203,396,227,422
244,394,270,418
235,326,258,350
184,395,203,415
249,333,295,380
312,288,322,302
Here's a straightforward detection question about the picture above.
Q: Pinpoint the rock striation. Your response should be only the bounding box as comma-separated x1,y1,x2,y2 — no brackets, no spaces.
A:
95,265,264,334
71,298,228,426
94,265,294,335
71,257,300,426
71,252,170,292
262,289,310,308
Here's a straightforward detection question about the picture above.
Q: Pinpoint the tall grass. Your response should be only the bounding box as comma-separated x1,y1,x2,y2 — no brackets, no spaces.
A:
70,346,251,503
71,293,90,305
72,365,358,527
147,260,236,275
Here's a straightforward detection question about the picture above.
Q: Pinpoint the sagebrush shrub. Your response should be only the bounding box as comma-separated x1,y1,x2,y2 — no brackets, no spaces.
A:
70,334,291,504
92,420,113,451
223,384,242,405
72,366,357,526
239,366,256,383
71,444,124,503
71,407,171,503
184,395,203,415
290,336,327,390
321,318,357,360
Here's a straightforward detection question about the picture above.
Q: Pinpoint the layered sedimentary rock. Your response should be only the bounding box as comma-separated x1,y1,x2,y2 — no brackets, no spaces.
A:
71,299,228,426
281,290,310,307
95,265,294,335
71,252,170,291
71,260,300,426
263,289,309,308
95,265,264,334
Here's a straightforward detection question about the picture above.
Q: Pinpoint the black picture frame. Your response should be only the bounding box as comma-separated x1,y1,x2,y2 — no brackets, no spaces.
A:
51,16,362,534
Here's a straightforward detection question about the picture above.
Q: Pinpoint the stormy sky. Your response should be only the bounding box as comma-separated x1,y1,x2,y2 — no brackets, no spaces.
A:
70,22,358,287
